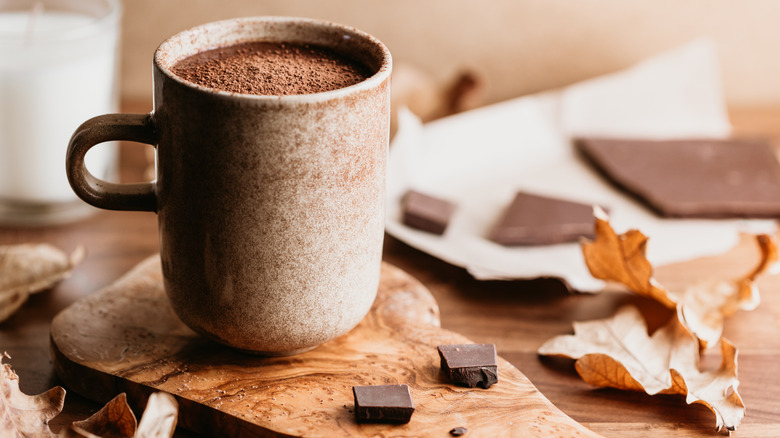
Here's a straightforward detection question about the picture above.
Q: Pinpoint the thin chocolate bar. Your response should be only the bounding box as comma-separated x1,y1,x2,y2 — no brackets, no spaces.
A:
352,384,415,423
490,192,596,245
438,344,498,389
401,189,456,235
576,137,780,218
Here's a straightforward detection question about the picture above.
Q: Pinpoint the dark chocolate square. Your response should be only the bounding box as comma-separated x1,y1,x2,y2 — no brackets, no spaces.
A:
352,384,415,423
490,192,596,245
401,190,456,235
438,344,498,389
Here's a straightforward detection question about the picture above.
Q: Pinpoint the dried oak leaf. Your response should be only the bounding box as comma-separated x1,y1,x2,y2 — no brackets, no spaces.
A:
538,306,744,432
581,207,778,348
71,392,178,438
581,207,676,307
677,233,778,348
0,352,65,437
71,393,136,438
0,244,85,323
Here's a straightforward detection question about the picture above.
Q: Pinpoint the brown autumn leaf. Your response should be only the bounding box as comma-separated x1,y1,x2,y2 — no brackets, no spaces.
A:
678,233,778,348
581,207,778,348
71,393,137,438
538,306,744,432
580,207,677,307
389,63,484,139
70,392,178,438
0,243,86,323
0,352,66,437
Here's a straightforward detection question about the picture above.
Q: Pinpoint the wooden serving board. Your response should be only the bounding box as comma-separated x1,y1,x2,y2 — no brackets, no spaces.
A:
51,256,601,437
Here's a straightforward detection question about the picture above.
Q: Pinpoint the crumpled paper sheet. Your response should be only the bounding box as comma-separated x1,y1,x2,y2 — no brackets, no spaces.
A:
385,39,777,291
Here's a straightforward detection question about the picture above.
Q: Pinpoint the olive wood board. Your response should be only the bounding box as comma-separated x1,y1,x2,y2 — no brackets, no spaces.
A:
51,255,601,437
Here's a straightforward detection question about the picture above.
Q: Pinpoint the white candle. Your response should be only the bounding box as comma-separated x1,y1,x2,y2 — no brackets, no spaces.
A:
0,0,121,224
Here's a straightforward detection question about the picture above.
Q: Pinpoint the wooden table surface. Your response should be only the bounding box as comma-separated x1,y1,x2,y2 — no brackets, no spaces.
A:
1,105,779,437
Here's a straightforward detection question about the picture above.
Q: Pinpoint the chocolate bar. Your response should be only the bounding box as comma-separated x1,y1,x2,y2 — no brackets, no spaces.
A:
352,384,415,423
438,344,498,389
490,192,596,245
401,190,456,235
576,137,780,218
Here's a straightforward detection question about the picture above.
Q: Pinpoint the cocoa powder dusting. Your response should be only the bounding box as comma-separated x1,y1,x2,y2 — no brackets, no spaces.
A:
171,41,372,95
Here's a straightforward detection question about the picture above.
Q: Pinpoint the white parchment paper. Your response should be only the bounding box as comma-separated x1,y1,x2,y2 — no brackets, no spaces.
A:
385,40,776,291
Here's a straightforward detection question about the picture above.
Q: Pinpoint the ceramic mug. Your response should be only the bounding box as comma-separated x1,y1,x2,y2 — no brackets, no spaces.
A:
66,17,392,355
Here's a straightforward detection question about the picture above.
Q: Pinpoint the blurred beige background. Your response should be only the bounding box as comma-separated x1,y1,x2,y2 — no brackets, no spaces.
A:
120,0,780,108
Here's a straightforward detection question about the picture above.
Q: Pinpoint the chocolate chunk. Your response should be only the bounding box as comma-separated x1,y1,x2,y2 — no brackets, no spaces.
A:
576,137,780,218
450,426,469,436
438,344,498,389
490,192,596,245
352,384,415,423
402,190,456,235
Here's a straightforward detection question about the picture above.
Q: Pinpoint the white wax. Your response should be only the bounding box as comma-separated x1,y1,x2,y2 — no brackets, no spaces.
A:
0,9,119,204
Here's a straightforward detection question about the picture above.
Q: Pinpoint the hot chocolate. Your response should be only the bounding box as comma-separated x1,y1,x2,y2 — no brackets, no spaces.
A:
67,16,392,354
171,41,372,95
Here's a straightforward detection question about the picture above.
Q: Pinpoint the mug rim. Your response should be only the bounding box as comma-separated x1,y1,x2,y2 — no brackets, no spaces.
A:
153,16,392,102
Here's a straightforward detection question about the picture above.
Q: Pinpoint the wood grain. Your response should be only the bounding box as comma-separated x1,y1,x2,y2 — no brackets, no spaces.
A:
51,256,602,437
2,106,780,437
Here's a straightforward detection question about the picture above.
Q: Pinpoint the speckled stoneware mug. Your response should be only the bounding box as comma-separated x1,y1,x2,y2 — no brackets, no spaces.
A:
66,17,392,355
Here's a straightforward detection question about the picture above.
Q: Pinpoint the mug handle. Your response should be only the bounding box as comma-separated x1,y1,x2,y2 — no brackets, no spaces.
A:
66,113,157,212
